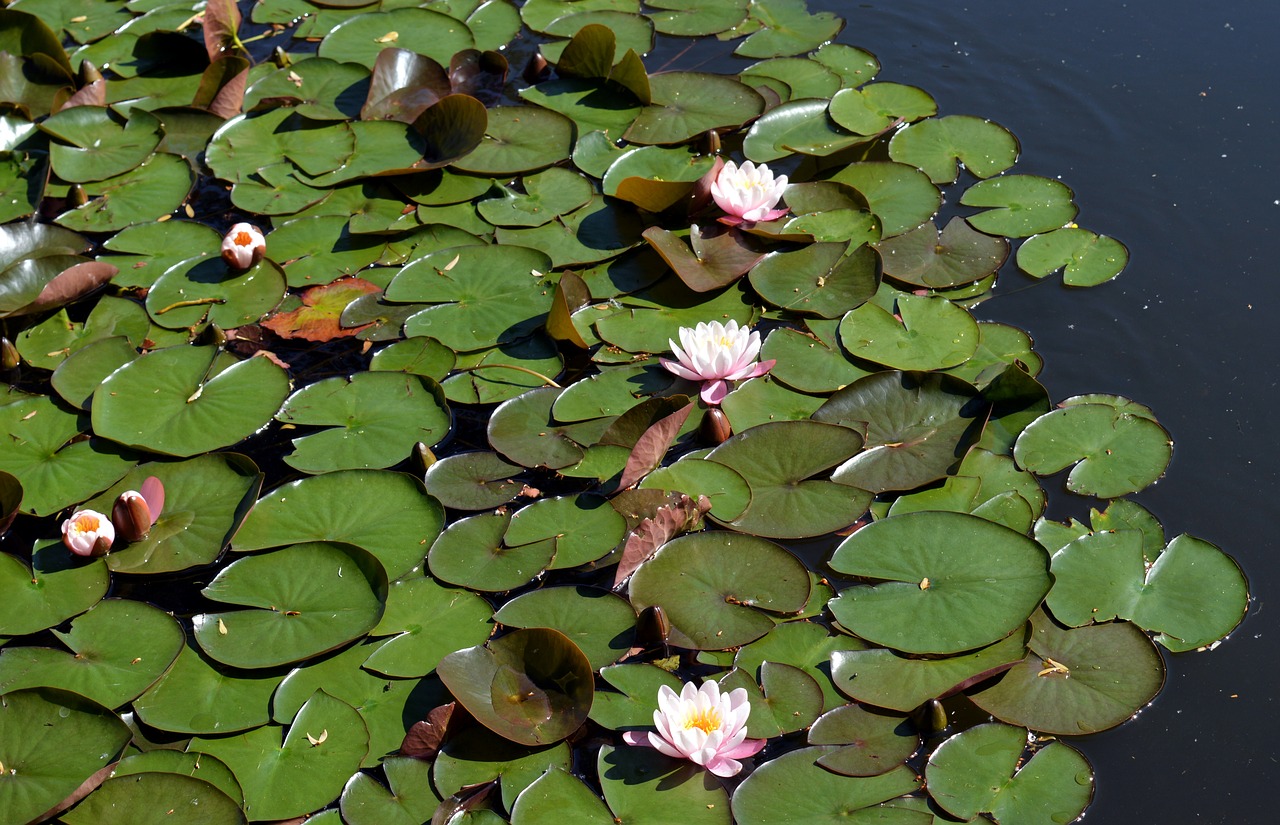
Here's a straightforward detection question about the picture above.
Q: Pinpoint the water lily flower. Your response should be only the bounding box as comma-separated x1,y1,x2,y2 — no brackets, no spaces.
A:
111,476,164,542
61,509,114,557
622,681,765,777
711,160,789,225
660,320,775,405
221,222,266,270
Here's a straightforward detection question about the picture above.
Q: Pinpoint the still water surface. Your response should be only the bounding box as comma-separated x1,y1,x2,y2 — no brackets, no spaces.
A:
656,1,1279,821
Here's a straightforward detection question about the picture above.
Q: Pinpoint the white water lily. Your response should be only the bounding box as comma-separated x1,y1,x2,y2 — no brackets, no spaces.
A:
61,509,114,557
622,681,766,777
711,160,789,225
660,319,775,405
221,222,266,270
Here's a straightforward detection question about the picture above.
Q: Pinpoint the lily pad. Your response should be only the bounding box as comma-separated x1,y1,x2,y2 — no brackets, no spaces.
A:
731,748,923,824
734,0,844,59
146,255,287,331
363,574,494,677
828,162,941,238
434,725,571,811
318,8,476,69
340,755,439,825
510,766,614,825
827,511,1051,654
454,105,574,175
428,510,556,592
505,494,628,569
422,451,526,511
232,469,443,581
624,72,764,145
488,386,616,470
750,242,879,317
599,744,731,825
888,115,1019,183
60,771,247,825
188,690,370,822
194,542,388,669
55,152,194,233
42,105,163,183
968,610,1165,735
706,420,869,538
1013,403,1173,498
276,372,451,474
876,218,1008,288
477,167,594,227
495,586,636,670
0,542,108,636
132,641,285,735
1016,226,1129,287
960,175,1078,238
828,83,937,135
648,0,747,36
628,531,811,649
838,292,980,371
0,688,131,825
807,703,919,777
93,345,289,458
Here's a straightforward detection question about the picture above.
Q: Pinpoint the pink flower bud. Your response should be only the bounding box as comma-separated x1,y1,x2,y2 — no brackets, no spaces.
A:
221,222,266,270
112,491,153,542
62,509,114,557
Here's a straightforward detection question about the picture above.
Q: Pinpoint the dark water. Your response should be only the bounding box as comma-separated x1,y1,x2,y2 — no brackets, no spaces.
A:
656,1,1279,821
832,2,1280,822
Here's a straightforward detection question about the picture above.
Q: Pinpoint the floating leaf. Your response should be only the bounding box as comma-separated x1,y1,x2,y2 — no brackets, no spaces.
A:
888,115,1019,183
364,576,494,678
1016,226,1129,287
960,175,1078,238
734,0,844,59
807,703,919,776
318,8,475,69
429,510,555,592
495,586,636,670
132,640,285,735
731,749,922,824
0,542,108,637
839,292,980,371
624,72,763,145
876,217,1009,288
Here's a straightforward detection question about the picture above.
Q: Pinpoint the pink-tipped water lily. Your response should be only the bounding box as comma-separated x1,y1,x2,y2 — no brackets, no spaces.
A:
660,320,775,405
61,509,114,557
711,160,789,225
221,222,266,270
623,681,766,778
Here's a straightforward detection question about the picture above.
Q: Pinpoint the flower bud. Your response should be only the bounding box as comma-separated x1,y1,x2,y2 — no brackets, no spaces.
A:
221,222,266,270
0,336,18,370
112,490,153,542
62,509,114,557
700,407,733,444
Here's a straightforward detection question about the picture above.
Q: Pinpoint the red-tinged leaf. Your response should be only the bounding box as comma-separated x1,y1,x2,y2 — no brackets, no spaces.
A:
643,224,765,292
20,260,117,315
400,702,458,760
202,0,241,61
449,49,508,107
58,79,105,111
364,47,451,123
613,493,710,588
196,56,249,119
687,155,725,219
414,94,488,169
34,761,117,824
261,276,381,341
431,780,498,825
140,476,164,524
618,402,693,490
546,270,590,348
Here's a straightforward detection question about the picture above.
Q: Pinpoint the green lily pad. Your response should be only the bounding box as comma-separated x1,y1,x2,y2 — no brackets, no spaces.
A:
750,242,879,317
93,345,289,458
639,459,751,522
551,361,673,421
721,375,825,431
428,510,556,592
888,115,1019,183
541,12,653,64
1047,531,1248,652
649,0,747,36
838,292,979,371
50,336,140,410
495,586,636,670
1013,403,1172,498
387,244,554,350
145,255,287,331
188,691,370,822
807,703,919,776
876,218,1008,288
369,336,455,382
731,749,923,824
445,335,566,405
706,420,869,538
244,57,370,121
829,162,941,238
741,56,840,101
510,766,614,825
1016,226,1130,287
0,221,90,319
734,0,844,59
422,451,526,511
628,531,810,649
478,167,594,227
194,542,388,669
960,175,1078,238
101,219,222,288
968,610,1164,735
624,72,764,145
589,663,684,730
828,83,937,135
55,152,194,233
0,394,137,517
496,195,645,266
41,105,162,183
340,755,440,825
828,511,1051,654
276,372,451,474
60,771,247,825
0,542,108,636
0,688,131,825
761,321,873,393
521,0,639,33
0,598,183,708
719,661,823,738
132,640,285,735
454,105,573,175
83,454,262,575
813,370,986,494
488,386,616,470
363,575,494,677
599,744,731,825
832,627,1028,712
18,295,147,372
733,620,860,712
109,749,243,806
505,494,628,569
233,469,443,581
318,8,475,69
926,722,1093,824
437,627,594,746
434,725,572,811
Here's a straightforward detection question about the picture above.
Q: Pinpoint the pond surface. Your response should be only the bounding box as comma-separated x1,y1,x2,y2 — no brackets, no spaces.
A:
814,2,1279,821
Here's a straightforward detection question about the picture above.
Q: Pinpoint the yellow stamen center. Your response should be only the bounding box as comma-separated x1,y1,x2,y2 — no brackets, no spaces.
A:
717,336,733,348
235,231,254,246
73,514,100,532
684,708,722,734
